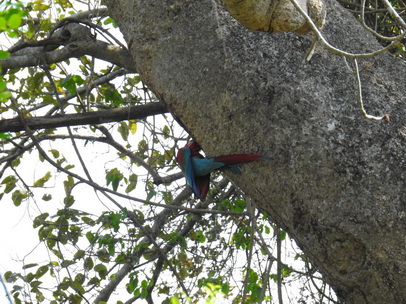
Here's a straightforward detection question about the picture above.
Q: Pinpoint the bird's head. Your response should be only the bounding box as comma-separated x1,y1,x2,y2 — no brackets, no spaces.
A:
186,141,202,154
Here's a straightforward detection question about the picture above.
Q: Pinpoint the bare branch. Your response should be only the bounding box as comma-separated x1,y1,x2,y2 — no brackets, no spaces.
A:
380,0,406,29
4,22,135,72
290,0,406,58
352,58,389,121
40,68,128,116
96,125,167,184
68,7,109,20
241,199,256,304
359,0,404,41
2,40,136,72
276,227,284,304
95,263,133,303
0,103,168,132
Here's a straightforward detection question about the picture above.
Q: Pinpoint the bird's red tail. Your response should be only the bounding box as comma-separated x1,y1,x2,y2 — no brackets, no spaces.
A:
213,154,271,166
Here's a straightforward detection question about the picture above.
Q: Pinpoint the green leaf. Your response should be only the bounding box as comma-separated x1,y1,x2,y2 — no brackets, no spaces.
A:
61,75,77,95
12,189,28,206
0,132,11,139
35,290,45,302
2,175,17,194
33,213,49,228
86,232,96,244
282,267,292,278
171,297,180,304
105,88,124,106
129,120,137,134
63,176,74,194
265,225,271,234
42,194,52,201
109,213,121,232
279,229,287,241
64,194,75,207
81,216,95,226
115,253,127,264
22,263,38,270
33,171,51,187
117,122,129,141
2,175,16,184
4,271,18,283
231,198,247,212
72,75,84,85
4,181,16,193
38,152,45,162
0,90,11,102
162,125,170,138
127,276,138,294
68,294,82,304
106,168,123,191
30,279,42,288
0,50,10,59
47,238,56,250
75,273,86,284
32,2,51,11
87,276,100,287
35,265,49,279
42,94,56,105
0,17,7,31
64,164,75,170
103,17,117,27
73,250,85,260
125,173,137,193
73,280,85,294
94,264,108,279
25,272,35,282
141,287,148,299
48,149,60,158
84,257,94,271
7,13,22,29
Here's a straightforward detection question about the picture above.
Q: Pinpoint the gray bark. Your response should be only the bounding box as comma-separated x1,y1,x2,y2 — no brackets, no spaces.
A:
105,0,406,303
3,23,136,72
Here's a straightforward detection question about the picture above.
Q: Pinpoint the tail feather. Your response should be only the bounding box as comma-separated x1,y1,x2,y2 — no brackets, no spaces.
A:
195,174,210,200
213,154,272,166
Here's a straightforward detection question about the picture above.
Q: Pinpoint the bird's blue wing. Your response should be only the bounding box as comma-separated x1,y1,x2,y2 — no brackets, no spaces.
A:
181,147,202,199
192,158,224,176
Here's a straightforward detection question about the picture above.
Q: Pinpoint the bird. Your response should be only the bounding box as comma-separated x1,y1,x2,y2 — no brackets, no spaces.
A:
176,141,272,200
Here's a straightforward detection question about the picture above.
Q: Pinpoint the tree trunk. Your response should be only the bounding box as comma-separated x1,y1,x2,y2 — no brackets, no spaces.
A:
105,1,406,303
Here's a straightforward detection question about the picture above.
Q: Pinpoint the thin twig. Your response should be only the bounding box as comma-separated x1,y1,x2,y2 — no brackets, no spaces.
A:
276,227,283,304
99,190,192,299
380,0,406,29
359,0,404,41
290,0,406,58
241,199,256,304
352,58,388,121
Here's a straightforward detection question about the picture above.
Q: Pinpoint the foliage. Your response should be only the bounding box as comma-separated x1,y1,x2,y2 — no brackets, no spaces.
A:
3,0,402,303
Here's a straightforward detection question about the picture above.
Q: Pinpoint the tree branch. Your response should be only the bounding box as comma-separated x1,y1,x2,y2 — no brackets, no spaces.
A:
94,188,193,304
3,22,136,72
0,103,168,132
289,0,406,58
2,40,136,72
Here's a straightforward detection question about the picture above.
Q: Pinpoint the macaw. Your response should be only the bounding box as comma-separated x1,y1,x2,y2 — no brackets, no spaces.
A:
176,141,272,200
